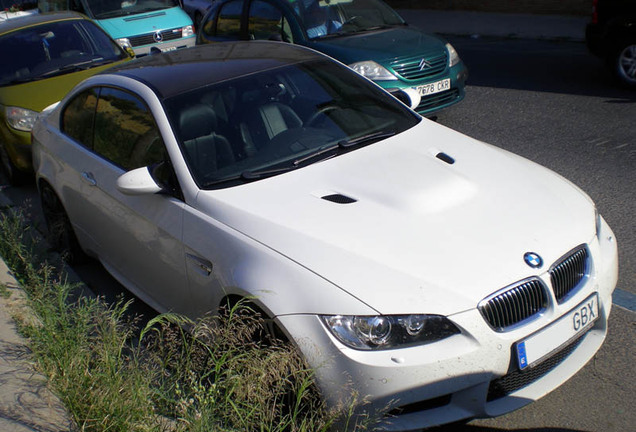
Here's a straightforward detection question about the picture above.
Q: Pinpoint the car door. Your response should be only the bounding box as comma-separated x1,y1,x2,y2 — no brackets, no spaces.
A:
60,85,191,314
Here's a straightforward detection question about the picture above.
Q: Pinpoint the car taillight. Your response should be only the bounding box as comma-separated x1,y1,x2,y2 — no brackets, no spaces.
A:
592,0,598,24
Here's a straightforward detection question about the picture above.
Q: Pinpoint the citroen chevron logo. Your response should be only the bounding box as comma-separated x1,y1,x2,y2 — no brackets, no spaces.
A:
524,252,543,269
418,58,431,71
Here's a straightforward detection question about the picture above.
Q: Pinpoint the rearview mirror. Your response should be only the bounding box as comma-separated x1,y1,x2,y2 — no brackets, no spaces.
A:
116,166,163,195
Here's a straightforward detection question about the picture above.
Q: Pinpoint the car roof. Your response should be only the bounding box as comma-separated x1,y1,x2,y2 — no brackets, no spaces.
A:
102,41,328,99
0,11,87,34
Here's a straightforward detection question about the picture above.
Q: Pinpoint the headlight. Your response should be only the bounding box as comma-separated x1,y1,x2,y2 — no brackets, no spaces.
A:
446,43,461,67
116,37,132,51
182,25,194,37
321,314,460,350
349,61,397,81
5,106,38,132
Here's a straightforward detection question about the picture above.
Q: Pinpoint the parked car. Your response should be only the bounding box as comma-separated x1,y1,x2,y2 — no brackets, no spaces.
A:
182,0,214,28
586,0,636,88
32,41,617,430
0,11,131,184
196,0,467,116
38,0,195,57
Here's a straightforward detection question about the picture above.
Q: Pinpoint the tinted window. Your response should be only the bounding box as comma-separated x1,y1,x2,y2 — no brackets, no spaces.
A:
93,88,165,171
293,0,403,39
0,19,127,87
62,88,99,147
206,0,244,39
164,58,419,189
248,0,293,42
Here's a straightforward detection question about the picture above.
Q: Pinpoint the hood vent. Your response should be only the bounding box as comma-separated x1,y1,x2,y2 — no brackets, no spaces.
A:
321,193,357,204
436,152,455,165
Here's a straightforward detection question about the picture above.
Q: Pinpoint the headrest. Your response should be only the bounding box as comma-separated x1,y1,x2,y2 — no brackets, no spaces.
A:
179,104,218,141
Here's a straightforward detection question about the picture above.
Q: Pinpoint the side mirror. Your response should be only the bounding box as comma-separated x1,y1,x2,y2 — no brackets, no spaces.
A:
116,166,163,196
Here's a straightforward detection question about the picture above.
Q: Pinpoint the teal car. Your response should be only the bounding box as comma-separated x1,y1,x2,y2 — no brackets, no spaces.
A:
39,0,195,56
197,0,467,115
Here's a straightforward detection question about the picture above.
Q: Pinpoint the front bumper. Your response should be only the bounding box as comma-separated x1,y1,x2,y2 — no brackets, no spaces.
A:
133,35,196,57
379,62,468,116
277,218,618,430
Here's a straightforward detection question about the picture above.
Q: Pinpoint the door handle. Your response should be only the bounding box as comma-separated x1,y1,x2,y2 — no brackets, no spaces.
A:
186,254,213,276
81,172,96,186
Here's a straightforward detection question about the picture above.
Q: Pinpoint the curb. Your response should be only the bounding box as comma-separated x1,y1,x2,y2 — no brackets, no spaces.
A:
0,258,73,432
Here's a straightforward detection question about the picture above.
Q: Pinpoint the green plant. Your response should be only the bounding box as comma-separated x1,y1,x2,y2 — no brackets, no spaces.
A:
0,207,377,431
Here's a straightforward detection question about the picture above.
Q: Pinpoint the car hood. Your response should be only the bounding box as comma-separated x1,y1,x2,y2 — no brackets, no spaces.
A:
196,120,596,316
97,9,190,40
305,25,446,66
0,61,127,111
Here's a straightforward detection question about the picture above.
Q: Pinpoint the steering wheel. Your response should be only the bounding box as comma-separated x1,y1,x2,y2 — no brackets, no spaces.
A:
305,104,340,127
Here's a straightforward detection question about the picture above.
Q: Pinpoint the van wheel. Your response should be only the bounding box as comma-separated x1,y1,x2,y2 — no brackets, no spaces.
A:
40,183,88,264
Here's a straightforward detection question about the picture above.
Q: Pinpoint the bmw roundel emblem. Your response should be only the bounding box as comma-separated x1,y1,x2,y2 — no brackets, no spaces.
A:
524,252,543,269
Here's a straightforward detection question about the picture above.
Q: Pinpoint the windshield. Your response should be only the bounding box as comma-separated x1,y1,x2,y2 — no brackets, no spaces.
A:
288,0,404,39
0,20,127,87
87,0,179,19
165,58,419,189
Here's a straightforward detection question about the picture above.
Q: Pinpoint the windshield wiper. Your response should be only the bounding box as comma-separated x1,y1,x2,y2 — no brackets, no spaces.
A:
292,130,396,166
218,131,396,185
341,130,396,148
241,166,298,180
36,58,108,78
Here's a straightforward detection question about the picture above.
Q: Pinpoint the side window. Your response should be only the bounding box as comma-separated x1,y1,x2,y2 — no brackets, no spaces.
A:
93,87,165,171
62,88,98,148
206,0,244,40
248,0,293,42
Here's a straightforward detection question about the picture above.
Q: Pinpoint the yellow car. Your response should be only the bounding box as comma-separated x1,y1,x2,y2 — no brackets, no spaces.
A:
0,11,132,184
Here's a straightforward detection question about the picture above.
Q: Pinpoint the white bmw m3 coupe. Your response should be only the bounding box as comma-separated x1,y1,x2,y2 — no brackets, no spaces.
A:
31,41,618,430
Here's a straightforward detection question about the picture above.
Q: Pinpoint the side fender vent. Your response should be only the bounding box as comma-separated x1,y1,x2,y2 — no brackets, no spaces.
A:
321,193,357,204
436,152,455,165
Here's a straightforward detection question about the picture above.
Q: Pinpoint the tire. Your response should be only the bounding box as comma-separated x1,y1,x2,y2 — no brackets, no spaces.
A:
0,143,29,186
613,40,636,88
39,183,88,264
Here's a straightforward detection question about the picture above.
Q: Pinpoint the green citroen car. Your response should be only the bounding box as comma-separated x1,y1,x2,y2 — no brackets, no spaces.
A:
0,11,132,184
197,0,468,116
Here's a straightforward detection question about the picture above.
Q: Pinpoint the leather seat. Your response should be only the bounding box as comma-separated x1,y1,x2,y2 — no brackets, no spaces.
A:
240,101,303,156
178,104,235,180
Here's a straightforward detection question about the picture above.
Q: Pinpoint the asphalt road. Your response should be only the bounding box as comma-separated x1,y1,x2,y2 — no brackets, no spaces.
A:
433,35,636,431
0,36,634,432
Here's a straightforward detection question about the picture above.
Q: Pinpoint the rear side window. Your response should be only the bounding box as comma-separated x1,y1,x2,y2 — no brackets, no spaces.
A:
204,0,244,39
62,88,98,148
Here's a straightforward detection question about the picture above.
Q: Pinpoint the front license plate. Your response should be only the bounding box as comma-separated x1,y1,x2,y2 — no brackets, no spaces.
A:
416,79,451,96
516,293,599,370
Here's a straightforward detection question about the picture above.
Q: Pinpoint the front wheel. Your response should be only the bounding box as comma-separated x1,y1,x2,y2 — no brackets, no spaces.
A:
40,183,88,264
0,143,29,186
613,40,636,88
